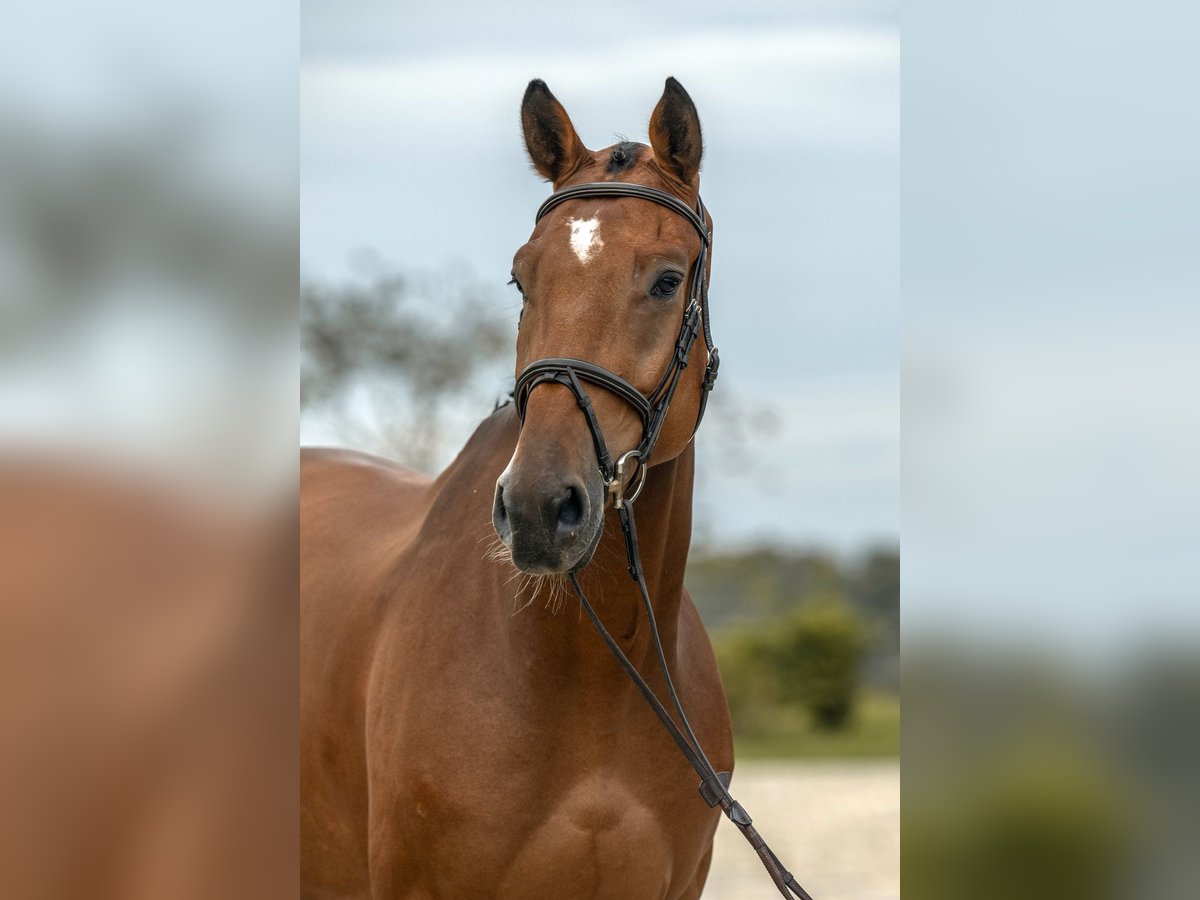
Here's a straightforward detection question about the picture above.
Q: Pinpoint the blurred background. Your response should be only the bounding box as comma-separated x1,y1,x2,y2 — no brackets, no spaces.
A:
1,3,296,898
301,2,900,898
903,2,1200,898
5,0,1196,898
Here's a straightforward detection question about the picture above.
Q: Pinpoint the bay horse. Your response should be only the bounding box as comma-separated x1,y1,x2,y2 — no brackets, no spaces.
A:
301,78,739,900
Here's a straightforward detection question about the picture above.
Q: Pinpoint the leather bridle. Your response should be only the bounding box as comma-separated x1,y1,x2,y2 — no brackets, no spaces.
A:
514,181,719,509
511,182,814,900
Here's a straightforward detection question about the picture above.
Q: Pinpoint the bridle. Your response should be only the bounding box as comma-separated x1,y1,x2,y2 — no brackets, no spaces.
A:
514,181,719,510
510,182,814,900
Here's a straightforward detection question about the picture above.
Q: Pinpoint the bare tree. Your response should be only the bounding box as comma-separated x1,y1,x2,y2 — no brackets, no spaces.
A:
301,261,514,470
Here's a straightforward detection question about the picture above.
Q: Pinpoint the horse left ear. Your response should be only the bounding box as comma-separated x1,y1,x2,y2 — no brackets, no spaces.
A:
521,79,589,184
649,77,703,186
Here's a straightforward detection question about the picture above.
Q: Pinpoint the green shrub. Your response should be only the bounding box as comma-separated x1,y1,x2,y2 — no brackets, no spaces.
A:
713,629,778,735
713,597,869,734
772,599,868,729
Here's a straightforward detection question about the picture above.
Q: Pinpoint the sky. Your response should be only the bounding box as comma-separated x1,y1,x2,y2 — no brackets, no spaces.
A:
901,0,1200,655
4,0,1192,656
300,0,900,553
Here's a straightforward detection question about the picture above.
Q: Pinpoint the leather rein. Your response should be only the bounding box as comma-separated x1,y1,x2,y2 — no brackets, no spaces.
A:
512,182,814,900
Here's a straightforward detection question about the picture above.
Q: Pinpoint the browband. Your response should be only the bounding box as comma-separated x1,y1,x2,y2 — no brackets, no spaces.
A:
536,182,711,246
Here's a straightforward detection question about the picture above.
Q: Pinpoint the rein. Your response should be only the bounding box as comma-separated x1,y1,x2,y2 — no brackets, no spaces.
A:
513,182,814,900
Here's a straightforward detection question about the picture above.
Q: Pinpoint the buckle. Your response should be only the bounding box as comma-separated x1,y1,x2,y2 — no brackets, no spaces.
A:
702,347,721,392
605,450,645,510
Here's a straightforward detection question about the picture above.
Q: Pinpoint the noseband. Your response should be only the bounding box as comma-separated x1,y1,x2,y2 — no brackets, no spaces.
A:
509,182,813,900
513,182,719,508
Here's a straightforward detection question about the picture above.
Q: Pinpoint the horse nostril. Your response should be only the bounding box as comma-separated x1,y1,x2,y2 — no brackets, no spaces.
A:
492,483,512,543
555,484,584,533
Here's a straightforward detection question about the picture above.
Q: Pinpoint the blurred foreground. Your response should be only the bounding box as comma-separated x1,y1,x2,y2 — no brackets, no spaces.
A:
0,461,297,899
1,3,296,896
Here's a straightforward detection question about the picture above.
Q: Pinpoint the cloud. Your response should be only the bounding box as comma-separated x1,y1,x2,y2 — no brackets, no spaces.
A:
302,26,899,153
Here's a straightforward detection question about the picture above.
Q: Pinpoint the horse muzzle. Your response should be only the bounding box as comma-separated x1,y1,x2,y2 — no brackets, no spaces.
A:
492,465,604,574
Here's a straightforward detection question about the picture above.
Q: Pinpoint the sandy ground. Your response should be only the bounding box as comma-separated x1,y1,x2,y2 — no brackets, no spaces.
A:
702,761,899,900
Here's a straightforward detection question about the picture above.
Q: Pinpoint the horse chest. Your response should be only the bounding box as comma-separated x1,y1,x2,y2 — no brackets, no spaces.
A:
366,583,726,897
495,773,678,897
400,762,707,900
373,677,718,898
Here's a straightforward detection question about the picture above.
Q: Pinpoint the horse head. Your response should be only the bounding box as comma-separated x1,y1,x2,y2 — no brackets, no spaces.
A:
492,78,713,574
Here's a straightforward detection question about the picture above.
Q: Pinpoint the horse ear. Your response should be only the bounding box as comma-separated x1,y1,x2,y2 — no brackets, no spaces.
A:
648,77,703,186
521,80,588,184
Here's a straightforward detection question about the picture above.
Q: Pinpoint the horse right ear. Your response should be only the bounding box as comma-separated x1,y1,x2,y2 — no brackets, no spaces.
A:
521,80,588,184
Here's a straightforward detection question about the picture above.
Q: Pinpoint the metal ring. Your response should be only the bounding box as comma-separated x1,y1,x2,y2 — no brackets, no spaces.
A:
607,450,646,510
623,460,648,507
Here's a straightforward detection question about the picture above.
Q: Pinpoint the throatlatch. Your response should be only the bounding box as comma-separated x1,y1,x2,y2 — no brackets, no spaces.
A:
513,182,812,900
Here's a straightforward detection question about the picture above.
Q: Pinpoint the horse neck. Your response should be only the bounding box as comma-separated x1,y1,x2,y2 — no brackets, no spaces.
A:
502,442,696,683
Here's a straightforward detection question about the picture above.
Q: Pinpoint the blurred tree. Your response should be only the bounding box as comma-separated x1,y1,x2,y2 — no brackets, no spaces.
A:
687,547,897,693
714,594,869,733
301,262,513,470
713,628,777,736
849,549,900,648
687,549,845,629
849,548,900,689
773,599,868,729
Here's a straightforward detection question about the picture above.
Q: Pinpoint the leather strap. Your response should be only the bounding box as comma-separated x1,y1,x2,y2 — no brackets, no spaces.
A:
515,358,651,428
536,182,711,245
568,504,815,900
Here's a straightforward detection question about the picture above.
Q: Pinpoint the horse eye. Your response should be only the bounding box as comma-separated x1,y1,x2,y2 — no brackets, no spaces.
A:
508,275,525,295
651,273,683,297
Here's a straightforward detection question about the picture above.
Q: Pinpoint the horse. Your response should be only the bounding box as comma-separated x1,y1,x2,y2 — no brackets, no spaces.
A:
301,77,734,900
